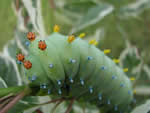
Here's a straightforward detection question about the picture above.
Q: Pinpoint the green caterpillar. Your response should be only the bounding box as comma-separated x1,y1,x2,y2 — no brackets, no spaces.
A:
19,26,134,113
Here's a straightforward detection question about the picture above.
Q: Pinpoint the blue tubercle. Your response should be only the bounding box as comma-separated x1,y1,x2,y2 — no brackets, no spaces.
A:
87,56,93,60
89,86,93,93
114,105,118,111
49,64,54,68
69,77,74,83
107,100,111,105
17,60,22,64
48,89,51,94
31,75,37,81
40,83,47,89
28,76,36,82
120,83,125,87
80,79,84,85
112,75,117,80
128,90,132,95
58,89,62,95
70,59,76,63
101,66,107,70
25,41,30,46
98,93,102,100
57,80,61,85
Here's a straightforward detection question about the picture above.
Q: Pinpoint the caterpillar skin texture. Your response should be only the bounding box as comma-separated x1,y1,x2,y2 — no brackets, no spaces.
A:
24,33,133,113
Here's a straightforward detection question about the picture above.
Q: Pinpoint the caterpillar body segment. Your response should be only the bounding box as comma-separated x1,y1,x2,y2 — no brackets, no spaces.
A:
27,38,65,87
22,32,134,112
47,33,80,79
64,38,97,97
24,55,50,85
70,44,133,112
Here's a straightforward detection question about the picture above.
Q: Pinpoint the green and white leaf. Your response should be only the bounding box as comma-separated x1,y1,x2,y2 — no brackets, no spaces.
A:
0,77,7,88
71,3,114,33
131,100,150,113
22,0,46,37
0,53,22,86
119,0,150,18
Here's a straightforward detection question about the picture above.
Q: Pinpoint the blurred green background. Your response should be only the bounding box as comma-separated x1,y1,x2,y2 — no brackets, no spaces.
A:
0,0,16,50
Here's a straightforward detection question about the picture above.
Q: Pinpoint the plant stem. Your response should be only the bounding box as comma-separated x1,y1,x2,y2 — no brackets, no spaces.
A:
0,87,30,113
51,99,64,113
15,0,20,11
0,98,13,110
49,0,56,9
0,94,14,102
65,98,75,113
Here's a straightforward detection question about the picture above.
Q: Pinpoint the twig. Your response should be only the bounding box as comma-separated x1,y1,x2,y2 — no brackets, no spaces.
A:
0,90,26,113
15,0,20,11
49,0,56,9
65,98,75,113
0,94,14,102
0,98,13,110
51,99,64,113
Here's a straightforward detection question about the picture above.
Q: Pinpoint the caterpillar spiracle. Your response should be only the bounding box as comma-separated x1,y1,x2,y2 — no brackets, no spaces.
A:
17,26,134,113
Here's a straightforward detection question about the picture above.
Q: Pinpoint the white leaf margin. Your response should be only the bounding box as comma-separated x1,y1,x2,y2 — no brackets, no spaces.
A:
119,0,150,18
71,5,114,33
0,41,23,86
0,77,8,88
22,0,46,37
131,99,150,113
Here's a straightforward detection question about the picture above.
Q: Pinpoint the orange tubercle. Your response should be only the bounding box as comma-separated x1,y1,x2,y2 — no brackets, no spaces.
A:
27,32,36,41
24,60,32,69
38,40,47,51
16,53,25,62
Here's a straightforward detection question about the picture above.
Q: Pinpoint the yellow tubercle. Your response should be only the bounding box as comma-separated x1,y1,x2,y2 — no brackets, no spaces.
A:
130,77,135,81
104,49,111,54
123,68,129,72
54,24,60,32
94,41,98,46
113,59,120,63
89,39,98,46
79,33,86,38
89,39,95,45
133,90,136,94
68,35,75,43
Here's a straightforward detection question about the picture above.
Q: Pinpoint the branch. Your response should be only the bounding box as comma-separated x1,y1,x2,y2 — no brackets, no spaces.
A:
65,98,75,113
0,94,14,102
49,0,56,9
0,90,26,113
0,98,13,110
51,99,64,113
